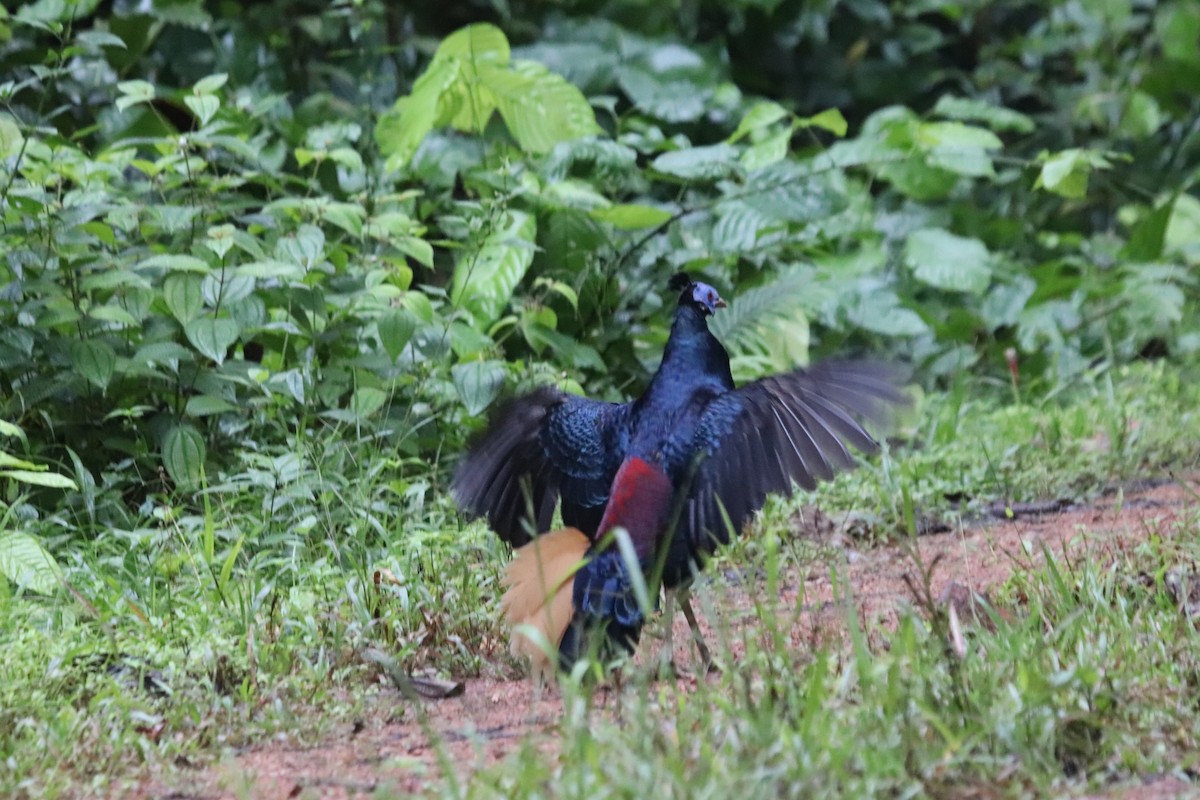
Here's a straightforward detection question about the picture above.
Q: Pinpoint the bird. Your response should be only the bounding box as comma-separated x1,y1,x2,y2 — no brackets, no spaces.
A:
453,273,906,678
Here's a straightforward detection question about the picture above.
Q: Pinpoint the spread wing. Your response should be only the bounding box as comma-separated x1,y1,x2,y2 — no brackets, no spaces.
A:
677,360,907,560
451,386,629,546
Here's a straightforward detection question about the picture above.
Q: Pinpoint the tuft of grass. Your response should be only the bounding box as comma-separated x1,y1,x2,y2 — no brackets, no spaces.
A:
1,361,1198,797
448,488,1200,799
808,360,1200,539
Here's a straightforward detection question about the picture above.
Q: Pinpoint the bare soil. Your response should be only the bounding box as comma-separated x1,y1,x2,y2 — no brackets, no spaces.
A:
136,477,1200,800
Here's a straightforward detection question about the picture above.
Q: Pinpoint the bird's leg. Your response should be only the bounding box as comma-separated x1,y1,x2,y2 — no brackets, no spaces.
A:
658,590,676,680
678,590,714,673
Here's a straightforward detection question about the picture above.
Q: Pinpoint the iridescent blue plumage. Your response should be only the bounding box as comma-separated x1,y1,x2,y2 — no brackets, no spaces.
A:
453,273,907,673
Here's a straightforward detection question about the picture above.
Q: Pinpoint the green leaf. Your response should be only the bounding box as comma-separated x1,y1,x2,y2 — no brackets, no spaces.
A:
0,112,24,158
1124,197,1176,261
0,470,77,489
797,107,848,137
376,58,460,170
0,533,60,595
905,228,992,294
378,309,418,359
162,424,206,487
618,65,710,123
1036,148,1110,199
711,201,773,253
184,94,219,126
589,204,674,229
70,339,117,390
115,79,155,112
729,101,789,143
88,305,141,328
205,224,236,261
1165,193,1200,256
138,254,210,273
349,387,388,418
652,144,739,181
848,286,929,336
919,121,1002,177
164,273,204,323
185,395,237,417
484,62,602,154
275,224,325,269
932,96,1035,133
740,129,790,171
1157,2,1200,64
740,164,846,223
450,210,536,326
435,22,510,65
193,73,229,95
452,360,506,415
1118,91,1164,139
184,317,240,364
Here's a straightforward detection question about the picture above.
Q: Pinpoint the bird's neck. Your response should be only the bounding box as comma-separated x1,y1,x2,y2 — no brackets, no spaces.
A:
652,304,733,389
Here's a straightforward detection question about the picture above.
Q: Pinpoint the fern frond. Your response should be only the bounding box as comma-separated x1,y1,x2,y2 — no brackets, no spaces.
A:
710,268,812,380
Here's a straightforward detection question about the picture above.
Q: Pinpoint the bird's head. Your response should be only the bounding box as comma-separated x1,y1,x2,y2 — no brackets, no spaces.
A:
669,273,727,317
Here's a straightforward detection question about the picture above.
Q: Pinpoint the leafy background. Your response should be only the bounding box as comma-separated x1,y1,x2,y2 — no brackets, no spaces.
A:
0,0,1198,711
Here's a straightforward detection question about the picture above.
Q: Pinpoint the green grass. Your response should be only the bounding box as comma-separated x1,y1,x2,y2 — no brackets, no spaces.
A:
2,360,1200,798
462,518,1200,799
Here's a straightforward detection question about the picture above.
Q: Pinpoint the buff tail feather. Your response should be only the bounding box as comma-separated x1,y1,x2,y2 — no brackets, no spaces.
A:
500,528,590,680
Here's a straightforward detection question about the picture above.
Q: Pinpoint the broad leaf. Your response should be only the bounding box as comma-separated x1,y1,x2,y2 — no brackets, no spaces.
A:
590,204,674,229
379,309,418,359
0,470,77,489
905,228,992,294
70,339,117,390
185,317,240,364
652,144,739,181
1036,148,1110,199
164,273,204,323
185,395,237,417
0,533,60,595
450,210,537,326
162,424,206,487
452,360,506,415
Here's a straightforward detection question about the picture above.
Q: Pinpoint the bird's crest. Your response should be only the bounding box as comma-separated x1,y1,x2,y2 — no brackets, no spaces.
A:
668,272,695,292
500,527,589,681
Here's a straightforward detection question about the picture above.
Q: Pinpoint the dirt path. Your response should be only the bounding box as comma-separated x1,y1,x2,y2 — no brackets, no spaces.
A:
137,478,1199,800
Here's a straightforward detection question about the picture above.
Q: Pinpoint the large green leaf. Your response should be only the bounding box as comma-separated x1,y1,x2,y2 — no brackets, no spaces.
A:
905,228,992,294
739,164,846,224
0,469,77,489
70,339,117,390
0,113,25,158
590,204,674,229
450,210,537,326
452,360,506,415
1036,149,1110,199
185,317,240,364
0,533,60,594
376,58,461,170
932,96,1035,133
163,273,204,323
162,424,206,487
652,144,739,182
848,285,929,337
378,309,418,359
483,61,602,154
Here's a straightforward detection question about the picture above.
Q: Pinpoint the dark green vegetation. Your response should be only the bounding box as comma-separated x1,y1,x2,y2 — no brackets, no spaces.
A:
1,0,1198,796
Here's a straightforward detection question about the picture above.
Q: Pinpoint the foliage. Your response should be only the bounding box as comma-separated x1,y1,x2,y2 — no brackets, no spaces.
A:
0,0,1199,794
1,0,1198,504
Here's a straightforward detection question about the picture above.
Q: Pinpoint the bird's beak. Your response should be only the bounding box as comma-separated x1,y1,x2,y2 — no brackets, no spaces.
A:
714,297,728,309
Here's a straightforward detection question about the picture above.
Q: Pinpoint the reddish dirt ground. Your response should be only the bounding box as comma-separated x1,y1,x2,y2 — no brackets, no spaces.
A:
135,477,1200,800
